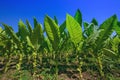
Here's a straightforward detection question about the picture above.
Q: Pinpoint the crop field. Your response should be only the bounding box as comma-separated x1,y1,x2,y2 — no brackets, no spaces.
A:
0,10,120,80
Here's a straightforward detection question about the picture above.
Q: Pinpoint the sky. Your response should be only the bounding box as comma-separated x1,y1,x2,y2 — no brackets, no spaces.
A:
0,0,120,32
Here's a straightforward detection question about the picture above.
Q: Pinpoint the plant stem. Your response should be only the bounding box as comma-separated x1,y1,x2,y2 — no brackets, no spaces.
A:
4,54,11,73
97,57,104,78
77,61,83,80
32,52,37,76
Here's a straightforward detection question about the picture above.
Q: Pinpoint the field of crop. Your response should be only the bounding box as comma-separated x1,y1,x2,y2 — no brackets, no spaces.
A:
0,9,120,80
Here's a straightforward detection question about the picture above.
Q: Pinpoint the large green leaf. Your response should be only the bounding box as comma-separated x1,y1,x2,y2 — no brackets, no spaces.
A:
0,27,3,33
111,36,120,53
44,15,60,50
91,18,98,26
59,21,67,39
31,23,44,49
54,16,58,25
26,36,34,48
103,48,117,58
74,9,82,26
34,17,38,28
114,21,120,36
2,24,20,44
59,21,66,34
83,22,89,30
95,15,117,52
66,14,82,45
26,20,33,36
18,20,29,41
83,23,95,37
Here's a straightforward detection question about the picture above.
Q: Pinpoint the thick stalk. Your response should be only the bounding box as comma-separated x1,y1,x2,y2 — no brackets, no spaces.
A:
55,59,58,80
16,53,23,71
4,53,12,73
97,57,104,78
77,61,83,80
32,52,37,76
16,53,23,79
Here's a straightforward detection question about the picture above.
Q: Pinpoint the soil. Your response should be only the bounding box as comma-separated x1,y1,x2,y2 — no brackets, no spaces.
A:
0,69,120,80
0,57,120,80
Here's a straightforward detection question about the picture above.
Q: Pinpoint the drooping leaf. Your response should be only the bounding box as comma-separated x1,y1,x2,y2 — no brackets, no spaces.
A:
44,15,60,50
95,15,117,52
66,14,82,46
2,24,20,44
74,9,82,26
103,48,117,58
18,20,29,41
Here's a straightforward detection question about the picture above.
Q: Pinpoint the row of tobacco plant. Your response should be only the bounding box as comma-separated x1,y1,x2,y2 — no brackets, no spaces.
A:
0,9,120,79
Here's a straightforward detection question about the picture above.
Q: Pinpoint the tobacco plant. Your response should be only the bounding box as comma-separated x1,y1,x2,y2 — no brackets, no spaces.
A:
0,9,120,80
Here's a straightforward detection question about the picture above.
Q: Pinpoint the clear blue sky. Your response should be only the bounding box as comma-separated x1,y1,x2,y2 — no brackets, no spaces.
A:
0,0,120,31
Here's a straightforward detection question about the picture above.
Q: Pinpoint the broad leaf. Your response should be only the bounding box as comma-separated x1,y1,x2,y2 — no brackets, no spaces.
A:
103,48,117,58
18,20,29,41
0,27,3,33
34,17,38,28
31,24,44,49
83,22,89,30
26,36,34,48
66,14,82,46
91,18,98,26
44,15,60,50
74,9,82,26
95,15,117,52
54,16,58,25
26,20,33,36
114,22,120,36
59,21,66,34
2,24,20,44
111,36,120,53
83,23,95,37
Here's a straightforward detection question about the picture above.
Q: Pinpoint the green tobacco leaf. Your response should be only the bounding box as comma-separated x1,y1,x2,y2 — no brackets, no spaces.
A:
114,21,120,36
31,23,44,49
34,17,38,28
59,21,67,39
91,18,98,26
44,15,60,50
66,14,82,45
95,15,117,52
112,36,120,53
26,36,34,48
83,23,95,37
2,24,20,44
26,20,33,36
54,16,58,25
74,9,82,26
83,22,89,30
59,21,66,33
18,20,29,41
103,48,117,58
0,27,3,33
